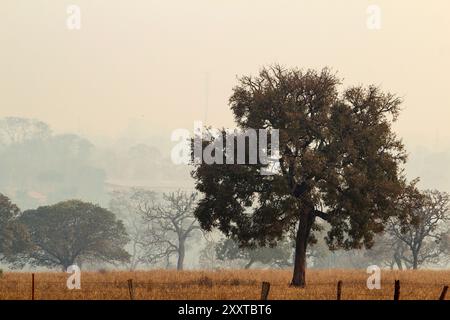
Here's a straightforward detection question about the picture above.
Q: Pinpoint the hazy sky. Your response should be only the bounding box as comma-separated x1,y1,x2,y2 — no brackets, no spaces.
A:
1,0,449,150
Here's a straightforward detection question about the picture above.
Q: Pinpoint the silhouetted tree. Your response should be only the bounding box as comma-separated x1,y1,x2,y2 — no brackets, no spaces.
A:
192,66,408,286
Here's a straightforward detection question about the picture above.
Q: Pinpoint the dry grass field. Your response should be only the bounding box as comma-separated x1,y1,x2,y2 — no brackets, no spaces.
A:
0,269,448,300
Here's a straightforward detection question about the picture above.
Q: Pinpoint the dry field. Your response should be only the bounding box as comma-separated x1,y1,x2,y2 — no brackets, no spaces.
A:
0,269,448,300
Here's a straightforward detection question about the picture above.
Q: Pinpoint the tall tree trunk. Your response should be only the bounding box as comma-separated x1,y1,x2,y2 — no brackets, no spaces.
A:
291,208,314,287
177,239,185,271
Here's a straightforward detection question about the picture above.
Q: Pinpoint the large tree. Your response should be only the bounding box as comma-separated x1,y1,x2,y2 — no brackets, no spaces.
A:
191,66,407,286
19,200,130,270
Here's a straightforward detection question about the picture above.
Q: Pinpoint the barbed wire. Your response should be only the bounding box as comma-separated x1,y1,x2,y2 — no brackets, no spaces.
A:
1,280,447,291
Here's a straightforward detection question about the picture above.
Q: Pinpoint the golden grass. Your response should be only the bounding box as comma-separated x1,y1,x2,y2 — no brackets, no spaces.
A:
0,269,448,300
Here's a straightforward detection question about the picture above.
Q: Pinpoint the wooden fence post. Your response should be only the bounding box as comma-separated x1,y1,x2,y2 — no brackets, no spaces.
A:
336,280,343,300
127,279,135,300
439,286,448,301
31,273,35,301
261,282,270,300
393,280,400,301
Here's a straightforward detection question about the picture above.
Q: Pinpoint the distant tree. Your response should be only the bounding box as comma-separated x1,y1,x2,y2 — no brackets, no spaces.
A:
192,66,408,286
0,117,51,146
0,194,30,263
19,200,130,270
362,233,409,270
109,188,171,270
389,189,450,269
0,118,107,208
199,236,221,270
139,191,200,270
216,238,293,269
308,236,373,269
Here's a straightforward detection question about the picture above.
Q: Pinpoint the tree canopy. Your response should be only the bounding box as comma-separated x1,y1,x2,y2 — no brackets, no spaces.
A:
19,200,130,270
0,193,30,262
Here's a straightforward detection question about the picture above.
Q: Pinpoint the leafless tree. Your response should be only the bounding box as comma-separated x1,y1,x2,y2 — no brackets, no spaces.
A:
362,233,410,270
388,189,450,269
138,190,200,270
110,188,173,270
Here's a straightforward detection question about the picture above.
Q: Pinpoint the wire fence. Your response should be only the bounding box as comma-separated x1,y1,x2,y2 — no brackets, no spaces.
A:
0,277,448,300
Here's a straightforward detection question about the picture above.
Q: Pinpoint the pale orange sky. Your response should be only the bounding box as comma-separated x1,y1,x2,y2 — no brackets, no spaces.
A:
0,0,449,149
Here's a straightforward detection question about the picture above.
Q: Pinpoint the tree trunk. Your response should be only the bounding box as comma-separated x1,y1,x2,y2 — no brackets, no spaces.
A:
291,208,314,287
177,239,185,271
394,252,403,270
62,263,72,272
165,255,171,269
61,258,75,271
244,259,255,269
412,252,418,270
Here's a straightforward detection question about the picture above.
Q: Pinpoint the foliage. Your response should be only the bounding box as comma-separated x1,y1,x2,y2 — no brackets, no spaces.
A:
18,200,130,269
216,238,293,269
0,193,30,263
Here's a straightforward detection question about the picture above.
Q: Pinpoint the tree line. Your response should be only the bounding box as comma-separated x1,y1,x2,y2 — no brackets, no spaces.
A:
1,185,448,273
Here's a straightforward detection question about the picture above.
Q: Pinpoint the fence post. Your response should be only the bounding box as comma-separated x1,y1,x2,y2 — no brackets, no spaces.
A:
127,279,135,300
31,273,35,301
439,286,448,301
336,280,343,300
393,280,400,301
261,282,270,300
